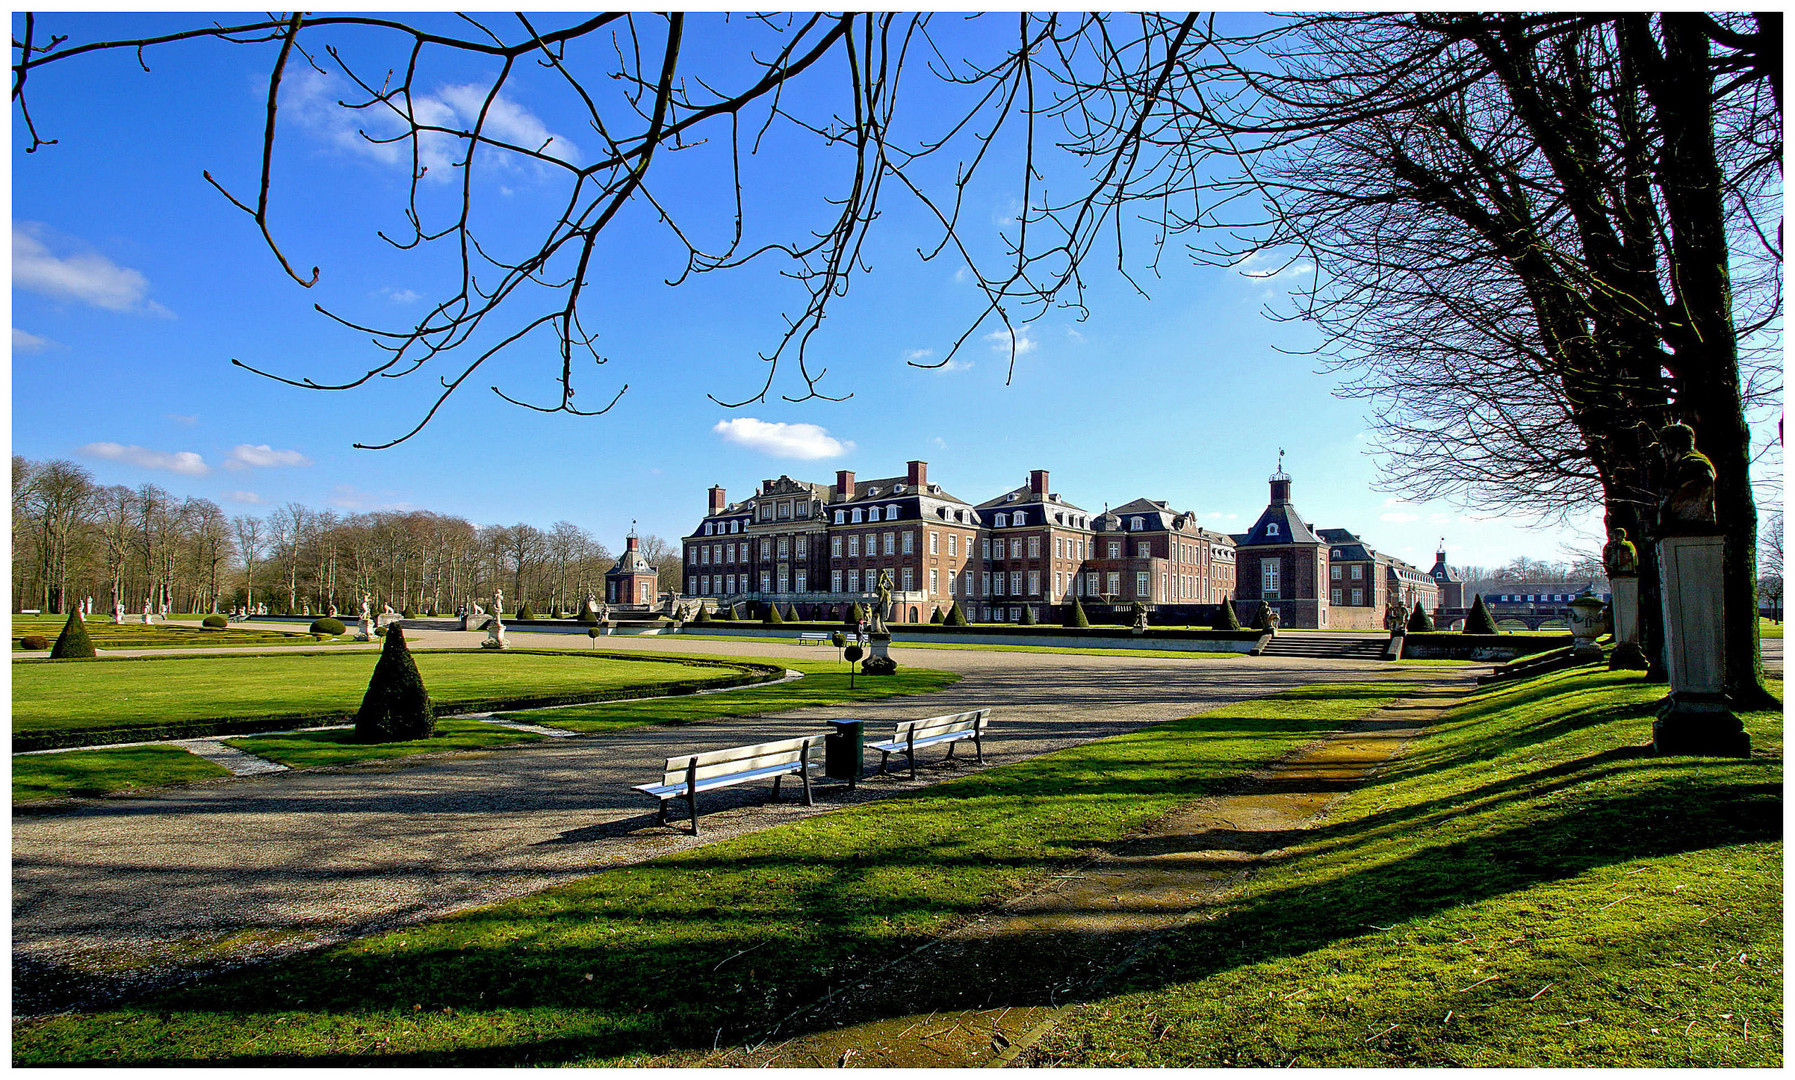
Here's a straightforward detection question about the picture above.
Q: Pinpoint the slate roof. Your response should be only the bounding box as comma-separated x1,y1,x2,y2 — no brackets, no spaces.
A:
1318,527,1375,561
1240,495,1320,545
608,545,656,576
1429,551,1464,582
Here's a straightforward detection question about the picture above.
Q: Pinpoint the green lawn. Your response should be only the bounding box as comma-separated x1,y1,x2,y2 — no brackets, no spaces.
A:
224,719,548,770
13,616,337,651
505,658,960,733
14,650,779,749
1759,618,1783,640
12,682,1403,1066
12,745,234,802
657,632,1247,660
1030,669,1781,1067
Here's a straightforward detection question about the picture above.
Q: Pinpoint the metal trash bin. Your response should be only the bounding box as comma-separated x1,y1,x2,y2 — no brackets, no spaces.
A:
823,719,865,788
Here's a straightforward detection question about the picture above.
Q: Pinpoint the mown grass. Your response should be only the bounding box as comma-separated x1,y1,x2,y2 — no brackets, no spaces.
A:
223,719,548,770
670,632,1246,660
1758,618,1783,640
13,651,776,749
1029,668,1782,1068
506,658,960,734
11,681,1402,1066
12,616,333,651
12,745,234,802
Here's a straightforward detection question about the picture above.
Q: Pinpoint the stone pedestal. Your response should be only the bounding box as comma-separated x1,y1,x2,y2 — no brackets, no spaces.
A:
1607,575,1648,670
357,615,374,642
483,617,509,650
1653,533,1748,756
861,632,897,675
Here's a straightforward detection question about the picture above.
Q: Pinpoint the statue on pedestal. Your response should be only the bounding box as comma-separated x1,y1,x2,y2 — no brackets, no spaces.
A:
113,600,124,625
1658,423,1717,530
872,569,894,634
142,599,154,624
1603,528,1639,577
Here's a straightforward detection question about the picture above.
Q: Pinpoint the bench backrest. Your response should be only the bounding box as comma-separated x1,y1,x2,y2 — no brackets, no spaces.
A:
891,708,988,741
659,736,815,787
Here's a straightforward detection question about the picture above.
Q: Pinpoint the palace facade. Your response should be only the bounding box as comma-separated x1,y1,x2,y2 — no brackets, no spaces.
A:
680,458,1446,627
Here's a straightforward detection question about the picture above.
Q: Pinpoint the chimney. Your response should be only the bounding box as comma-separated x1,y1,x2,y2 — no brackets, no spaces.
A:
708,486,727,514
907,460,928,488
1029,468,1049,496
836,469,856,498
1269,476,1292,505
626,533,640,552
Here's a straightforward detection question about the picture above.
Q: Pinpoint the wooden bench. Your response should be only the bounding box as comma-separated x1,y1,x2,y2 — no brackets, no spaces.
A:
796,631,830,645
634,735,821,835
869,709,991,778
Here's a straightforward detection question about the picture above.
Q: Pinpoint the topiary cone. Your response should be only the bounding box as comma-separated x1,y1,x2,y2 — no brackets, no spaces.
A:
1067,597,1090,628
355,623,435,743
50,608,96,659
1464,594,1500,634
1213,594,1242,632
946,601,969,627
1407,601,1435,633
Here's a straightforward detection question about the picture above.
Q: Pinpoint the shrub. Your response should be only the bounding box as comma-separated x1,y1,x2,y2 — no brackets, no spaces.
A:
846,602,866,626
310,617,346,636
1464,593,1500,634
1066,597,1090,628
20,635,50,650
373,625,389,637
765,602,785,625
517,601,536,620
201,614,228,629
401,608,416,619
50,610,96,659
785,603,801,621
578,603,599,625
929,606,945,624
946,601,970,627
843,644,864,663
1020,605,1038,625
1407,601,1436,633
691,606,710,624
354,623,435,743
830,630,846,648
1214,595,1243,631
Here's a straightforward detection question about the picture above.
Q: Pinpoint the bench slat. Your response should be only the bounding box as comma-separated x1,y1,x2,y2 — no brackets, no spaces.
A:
658,735,814,782
636,759,820,798
889,709,987,736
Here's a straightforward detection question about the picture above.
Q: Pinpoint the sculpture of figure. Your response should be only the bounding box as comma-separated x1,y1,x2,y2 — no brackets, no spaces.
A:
382,602,395,616
584,591,599,614
142,599,154,624
113,600,124,625
1131,601,1149,632
598,601,610,622
1659,423,1717,528
874,569,894,631
492,589,505,624
360,594,373,619
327,603,338,618
1603,528,1639,576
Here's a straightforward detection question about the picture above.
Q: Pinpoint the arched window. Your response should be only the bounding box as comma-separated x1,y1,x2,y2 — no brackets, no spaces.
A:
886,505,899,520
1014,511,1026,526
1267,523,1280,537
1130,517,1144,531
995,513,1008,527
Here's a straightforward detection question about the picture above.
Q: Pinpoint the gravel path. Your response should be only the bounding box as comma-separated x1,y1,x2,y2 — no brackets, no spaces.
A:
13,630,1462,1014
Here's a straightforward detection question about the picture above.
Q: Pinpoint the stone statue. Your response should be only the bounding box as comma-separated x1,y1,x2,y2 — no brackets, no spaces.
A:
1603,528,1639,576
1130,601,1149,633
142,599,154,624
382,602,395,616
598,601,610,622
493,588,504,618
584,592,599,615
112,600,124,625
1659,423,1717,528
360,594,372,619
873,569,894,632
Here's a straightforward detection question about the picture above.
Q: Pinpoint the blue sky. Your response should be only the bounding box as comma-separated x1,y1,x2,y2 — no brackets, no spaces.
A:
15,12,1763,573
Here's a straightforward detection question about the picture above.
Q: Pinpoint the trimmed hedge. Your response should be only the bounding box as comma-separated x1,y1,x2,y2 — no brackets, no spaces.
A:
1407,601,1436,632
50,611,96,660
1464,593,1500,634
355,623,435,742
945,602,970,627
1213,594,1243,632
1067,597,1090,628
20,635,50,650
202,614,228,629
310,617,347,636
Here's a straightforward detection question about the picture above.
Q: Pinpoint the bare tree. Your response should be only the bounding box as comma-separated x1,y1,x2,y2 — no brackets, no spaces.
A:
1759,514,1783,623
232,514,265,613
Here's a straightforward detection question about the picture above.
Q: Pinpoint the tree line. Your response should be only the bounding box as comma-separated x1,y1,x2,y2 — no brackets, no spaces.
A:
12,455,681,617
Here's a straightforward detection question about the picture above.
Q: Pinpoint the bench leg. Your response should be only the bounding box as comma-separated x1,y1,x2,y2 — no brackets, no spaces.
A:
657,800,669,826
909,749,917,780
946,741,957,761
800,765,814,806
974,732,984,764
686,789,700,837
878,750,891,775
771,774,782,802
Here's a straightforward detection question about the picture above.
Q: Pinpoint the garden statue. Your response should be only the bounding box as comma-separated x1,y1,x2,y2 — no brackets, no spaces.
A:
112,600,123,625
1603,528,1638,576
142,599,154,624
1658,423,1717,529
1130,601,1149,633
873,569,894,632
493,588,505,621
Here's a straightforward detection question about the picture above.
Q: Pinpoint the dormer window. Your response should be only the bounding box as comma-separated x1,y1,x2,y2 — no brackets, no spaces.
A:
886,505,899,520
995,513,1008,527
851,508,863,523
704,523,714,535
894,484,906,494
834,510,845,524
1130,517,1144,531
1007,492,1019,502
1267,523,1280,537
1333,548,1342,558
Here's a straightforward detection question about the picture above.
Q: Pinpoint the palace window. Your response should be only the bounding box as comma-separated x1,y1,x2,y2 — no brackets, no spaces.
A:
903,531,916,554
1106,571,1121,596
1055,537,1063,558
905,568,917,591
831,536,842,558
777,570,789,593
1352,588,1363,605
930,532,939,555
1010,571,1023,595
1087,572,1099,595
760,571,771,592
1351,564,1363,580
760,504,773,521
834,510,845,524
1263,560,1281,596
982,538,992,558
928,568,938,594
760,539,772,558
948,535,957,556
795,536,807,557
1015,511,1026,526
982,572,992,596
704,523,714,535
1137,572,1151,598
849,536,861,557
883,532,896,555
1028,570,1040,596
795,570,807,592
848,570,861,592
1108,541,1122,559
831,570,843,592
1010,538,1023,558
851,508,863,523
1332,588,1342,605
1137,541,1150,558
1028,536,1040,557
1331,564,1342,580
778,502,792,519
1130,517,1144,531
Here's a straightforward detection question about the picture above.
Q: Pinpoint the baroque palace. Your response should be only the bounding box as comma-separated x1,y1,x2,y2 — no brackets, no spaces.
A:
679,459,1454,629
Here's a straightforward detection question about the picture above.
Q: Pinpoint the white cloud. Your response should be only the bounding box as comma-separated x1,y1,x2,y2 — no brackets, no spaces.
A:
227,491,266,504
13,223,171,315
903,348,934,363
984,327,1037,357
285,70,578,182
80,442,209,476
1235,250,1315,283
1380,511,1421,523
1428,513,1455,525
909,346,974,373
166,413,199,426
1205,511,1240,522
329,484,419,512
952,267,969,284
382,287,421,304
712,418,853,460
931,436,948,449
12,328,53,352
1064,325,1086,343
226,444,312,470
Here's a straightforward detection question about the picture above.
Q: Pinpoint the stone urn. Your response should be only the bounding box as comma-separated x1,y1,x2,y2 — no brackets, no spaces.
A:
1567,594,1608,660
